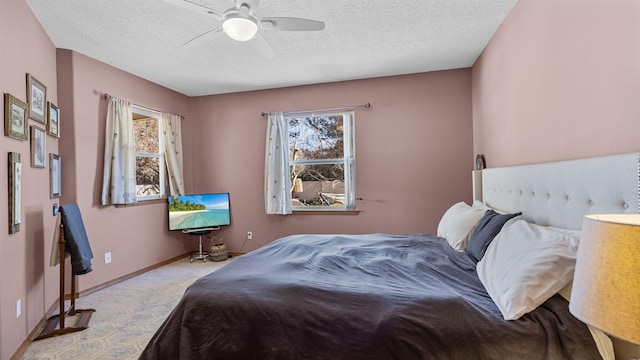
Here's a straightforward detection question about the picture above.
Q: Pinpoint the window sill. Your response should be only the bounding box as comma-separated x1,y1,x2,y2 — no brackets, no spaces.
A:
292,209,360,215
115,198,166,208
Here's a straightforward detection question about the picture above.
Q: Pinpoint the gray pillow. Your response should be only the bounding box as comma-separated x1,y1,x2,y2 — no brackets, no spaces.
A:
466,209,521,262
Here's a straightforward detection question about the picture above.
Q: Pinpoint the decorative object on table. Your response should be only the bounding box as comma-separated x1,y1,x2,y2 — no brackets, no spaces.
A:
4,93,29,141
30,126,46,168
209,236,228,262
50,153,61,198
475,153,486,170
570,214,640,345
47,101,60,137
8,152,21,234
26,73,47,124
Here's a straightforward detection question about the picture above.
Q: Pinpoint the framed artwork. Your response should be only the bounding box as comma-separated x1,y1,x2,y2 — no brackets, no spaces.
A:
30,126,46,168
47,102,60,137
8,152,21,234
50,153,61,199
27,73,47,124
4,93,29,141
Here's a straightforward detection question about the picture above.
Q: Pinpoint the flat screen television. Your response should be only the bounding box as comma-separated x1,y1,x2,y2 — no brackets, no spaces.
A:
168,193,231,232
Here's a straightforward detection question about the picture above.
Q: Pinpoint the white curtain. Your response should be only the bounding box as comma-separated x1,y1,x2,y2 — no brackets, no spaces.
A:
162,113,185,196
101,97,136,205
264,112,292,214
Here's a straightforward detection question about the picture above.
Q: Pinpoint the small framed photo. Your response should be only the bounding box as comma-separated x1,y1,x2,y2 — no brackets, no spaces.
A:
8,152,21,234
47,102,60,137
30,126,46,168
27,73,47,124
50,153,61,199
4,93,29,141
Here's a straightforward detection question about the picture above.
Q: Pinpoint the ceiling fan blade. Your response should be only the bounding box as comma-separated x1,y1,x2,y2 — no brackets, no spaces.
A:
162,0,224,20
261,17,325,31
183,27,223,48
252,33,275,59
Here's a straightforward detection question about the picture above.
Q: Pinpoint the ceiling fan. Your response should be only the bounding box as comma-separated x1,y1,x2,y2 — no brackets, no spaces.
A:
163,0,325,58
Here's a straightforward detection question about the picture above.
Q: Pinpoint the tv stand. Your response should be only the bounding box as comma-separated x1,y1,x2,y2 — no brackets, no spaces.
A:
182,227,220,262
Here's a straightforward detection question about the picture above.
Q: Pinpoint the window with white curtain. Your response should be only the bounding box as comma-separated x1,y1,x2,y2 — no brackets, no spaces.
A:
132,105,165,200
288,110,356,210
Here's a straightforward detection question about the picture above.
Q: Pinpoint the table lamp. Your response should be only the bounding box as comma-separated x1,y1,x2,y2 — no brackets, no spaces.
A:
570,214,640,345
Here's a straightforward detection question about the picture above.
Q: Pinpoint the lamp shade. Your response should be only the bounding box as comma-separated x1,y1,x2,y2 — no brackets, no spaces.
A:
223,16,258,42
570,214,640,344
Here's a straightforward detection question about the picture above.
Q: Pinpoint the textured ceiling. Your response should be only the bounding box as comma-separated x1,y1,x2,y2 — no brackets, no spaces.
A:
25,0,517,97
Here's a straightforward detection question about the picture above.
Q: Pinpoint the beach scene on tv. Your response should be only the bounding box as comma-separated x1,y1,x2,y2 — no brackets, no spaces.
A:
168,193,230,231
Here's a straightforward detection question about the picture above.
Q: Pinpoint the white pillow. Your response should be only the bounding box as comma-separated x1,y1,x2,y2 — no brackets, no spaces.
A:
471,200,491,211
472,200,509,214
477,219,580,320
437,202,486,251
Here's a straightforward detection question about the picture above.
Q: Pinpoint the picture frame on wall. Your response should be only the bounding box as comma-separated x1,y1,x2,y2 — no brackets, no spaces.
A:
27,73,47,124
8,152,21,234
47,102,60,137
30,126,46,168
50,153,61,199
4,93,29,141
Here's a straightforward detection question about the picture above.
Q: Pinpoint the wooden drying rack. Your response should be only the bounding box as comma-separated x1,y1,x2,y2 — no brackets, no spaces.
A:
34,222,95,341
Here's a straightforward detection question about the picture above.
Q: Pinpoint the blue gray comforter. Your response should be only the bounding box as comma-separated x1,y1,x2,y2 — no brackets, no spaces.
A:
140,233,601,359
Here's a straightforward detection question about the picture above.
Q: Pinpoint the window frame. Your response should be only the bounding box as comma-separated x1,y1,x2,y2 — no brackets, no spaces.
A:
287,110,356,212
132,105,166,201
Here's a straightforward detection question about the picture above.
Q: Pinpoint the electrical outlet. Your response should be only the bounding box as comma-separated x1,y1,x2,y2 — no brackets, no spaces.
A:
247,231,253,240
104,252,112,264
16,299,21,318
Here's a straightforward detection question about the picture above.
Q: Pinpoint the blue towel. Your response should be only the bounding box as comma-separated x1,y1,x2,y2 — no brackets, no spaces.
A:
60,204,94,275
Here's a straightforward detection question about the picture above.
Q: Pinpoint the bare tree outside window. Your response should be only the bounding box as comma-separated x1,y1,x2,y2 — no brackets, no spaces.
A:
133,109,165,199
287,112,355,209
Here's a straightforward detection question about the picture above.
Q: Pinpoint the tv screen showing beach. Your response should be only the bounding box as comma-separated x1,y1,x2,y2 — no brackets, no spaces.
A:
168,193,231,231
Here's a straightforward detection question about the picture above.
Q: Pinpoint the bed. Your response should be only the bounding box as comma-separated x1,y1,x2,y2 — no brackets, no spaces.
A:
141,152,640,360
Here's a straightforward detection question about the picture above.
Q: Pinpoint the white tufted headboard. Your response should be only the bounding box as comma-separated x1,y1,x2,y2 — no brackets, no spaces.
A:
475,152,640,359
476,152,640,230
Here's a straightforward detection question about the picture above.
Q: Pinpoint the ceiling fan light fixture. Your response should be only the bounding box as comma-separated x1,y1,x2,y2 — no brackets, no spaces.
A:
223,15,258,42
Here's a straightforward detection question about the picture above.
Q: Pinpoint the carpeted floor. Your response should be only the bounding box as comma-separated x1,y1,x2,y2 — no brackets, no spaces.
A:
19,256,232,360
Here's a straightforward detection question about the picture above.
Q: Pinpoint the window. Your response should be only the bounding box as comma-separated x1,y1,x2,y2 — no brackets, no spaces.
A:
287,111,356,210
132,106,165,201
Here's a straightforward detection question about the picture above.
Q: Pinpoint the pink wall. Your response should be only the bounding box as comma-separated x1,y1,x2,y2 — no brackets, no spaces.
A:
55,49,192,289
472,0,640,167
0,0,59,358
2,1,473,357
1,1,193,354
188,71,474,252
471,2,640,355
4,0,639,357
